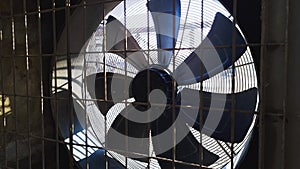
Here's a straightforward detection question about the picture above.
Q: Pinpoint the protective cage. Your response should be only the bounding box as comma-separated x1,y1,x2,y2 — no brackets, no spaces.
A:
0,0,262,169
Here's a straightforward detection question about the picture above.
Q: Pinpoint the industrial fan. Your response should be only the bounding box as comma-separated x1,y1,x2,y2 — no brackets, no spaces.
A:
51,0,258,168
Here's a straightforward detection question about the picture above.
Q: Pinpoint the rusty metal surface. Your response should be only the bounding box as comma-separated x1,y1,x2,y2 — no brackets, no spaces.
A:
259,0,300,168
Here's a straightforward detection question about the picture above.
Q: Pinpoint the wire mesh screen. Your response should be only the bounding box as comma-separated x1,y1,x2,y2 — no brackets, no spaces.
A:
0,0,260,169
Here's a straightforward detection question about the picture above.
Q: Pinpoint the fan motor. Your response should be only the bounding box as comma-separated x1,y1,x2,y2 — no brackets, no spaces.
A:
130,68,177,109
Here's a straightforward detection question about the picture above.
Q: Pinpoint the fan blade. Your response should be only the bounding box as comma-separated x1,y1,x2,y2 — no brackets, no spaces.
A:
52,90,85,139
106,104,150,158
174,12,247,85
150,106,218,167
152,130,219,167
85,72,133,116
106,16,148,71
78,149,125,169
108,105,150,138
181,88,257,143
78,149,105,169
147,0,181,67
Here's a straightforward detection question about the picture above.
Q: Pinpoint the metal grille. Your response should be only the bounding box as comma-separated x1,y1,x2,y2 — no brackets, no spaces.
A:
3,0,294,168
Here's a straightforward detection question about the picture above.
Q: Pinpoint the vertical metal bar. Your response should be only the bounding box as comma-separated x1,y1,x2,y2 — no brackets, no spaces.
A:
123,1,129,168
23,0,33,168
36,0,45,168
285,0,300,168
230,0,238,168
146,1,151,168
102,3,108,169
171,0,176,168
259,0,289,168
0,13,2,169
51,0,60,168
146,0,151,166
10,0,16,168
0,7,8,169
258,1,266,166
199,0,204,168
65,0,74,168
82,1,89,169
13,25,20,169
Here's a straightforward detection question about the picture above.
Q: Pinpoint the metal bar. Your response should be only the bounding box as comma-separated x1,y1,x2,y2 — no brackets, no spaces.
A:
83,1,89,169
259,0,289,168
199,0,204,168
230,0,238,167
51,0,61,168
36,0,45,168
172,0,177,168
123,1,129,168
65,0,74,168
0,5,7,169
102,3,108,169
10,0,16,168
285,0,300,168
146,1,151,168
23,0,33,168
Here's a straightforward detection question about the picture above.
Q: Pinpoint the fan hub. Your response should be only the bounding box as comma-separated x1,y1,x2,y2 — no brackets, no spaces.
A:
131,68,177,107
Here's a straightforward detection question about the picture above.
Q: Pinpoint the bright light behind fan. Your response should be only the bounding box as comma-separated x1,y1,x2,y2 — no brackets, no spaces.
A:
53,0,258,168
